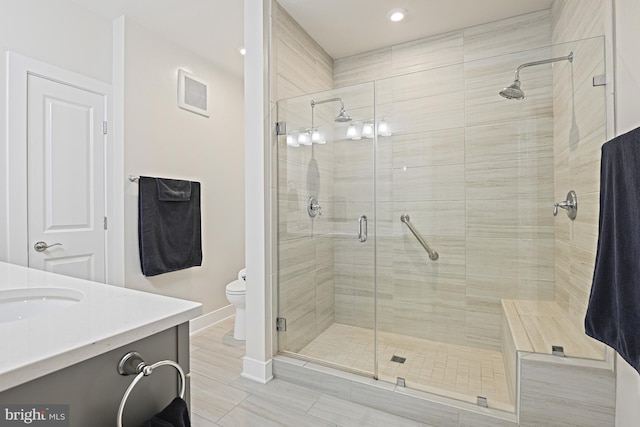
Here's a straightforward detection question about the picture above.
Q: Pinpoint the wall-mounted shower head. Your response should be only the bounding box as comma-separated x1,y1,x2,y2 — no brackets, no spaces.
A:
500,52,573,100
500,80,525,100
335,106,352,122
311,97,352,122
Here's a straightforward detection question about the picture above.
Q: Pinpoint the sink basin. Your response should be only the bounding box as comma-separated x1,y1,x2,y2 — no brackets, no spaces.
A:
0,288,83,323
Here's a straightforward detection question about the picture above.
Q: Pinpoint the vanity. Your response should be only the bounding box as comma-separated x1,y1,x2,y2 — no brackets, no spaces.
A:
0,262,202,426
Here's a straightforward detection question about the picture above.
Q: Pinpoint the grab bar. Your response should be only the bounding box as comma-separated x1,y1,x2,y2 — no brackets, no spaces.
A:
400,214,439,261
117,351,186,427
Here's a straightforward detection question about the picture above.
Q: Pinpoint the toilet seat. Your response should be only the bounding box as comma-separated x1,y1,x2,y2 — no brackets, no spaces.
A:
226,279,245,294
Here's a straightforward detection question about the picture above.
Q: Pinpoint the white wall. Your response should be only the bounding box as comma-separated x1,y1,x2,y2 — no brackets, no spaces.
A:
122,20,245,314
614,0,640,424
0,0,112,261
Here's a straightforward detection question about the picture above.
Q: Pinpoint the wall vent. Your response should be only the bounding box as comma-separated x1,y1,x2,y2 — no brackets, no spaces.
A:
178,69,210,117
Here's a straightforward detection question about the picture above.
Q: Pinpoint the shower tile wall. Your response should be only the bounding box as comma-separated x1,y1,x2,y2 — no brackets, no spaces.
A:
333,10,556,350
551,0,609,333
273,2,336,352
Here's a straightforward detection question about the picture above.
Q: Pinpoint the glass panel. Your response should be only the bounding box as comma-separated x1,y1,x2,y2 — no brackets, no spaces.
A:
276,82,376,377
373,37,606,409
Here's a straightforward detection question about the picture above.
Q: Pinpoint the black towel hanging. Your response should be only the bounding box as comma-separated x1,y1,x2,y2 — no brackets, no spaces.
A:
138,176,202,276
585,125,640,374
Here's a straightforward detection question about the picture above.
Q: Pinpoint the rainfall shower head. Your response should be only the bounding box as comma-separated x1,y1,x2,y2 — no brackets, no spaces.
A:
500,80,525,100
500,52,573,101
335,106,352,122
310,97,352,122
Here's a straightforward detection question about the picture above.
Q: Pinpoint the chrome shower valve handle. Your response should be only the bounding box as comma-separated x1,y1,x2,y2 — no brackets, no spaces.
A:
308,196,322,217
554,190,578,219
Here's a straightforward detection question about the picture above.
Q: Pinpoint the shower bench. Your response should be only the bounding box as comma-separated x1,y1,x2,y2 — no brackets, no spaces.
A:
500,299,615,426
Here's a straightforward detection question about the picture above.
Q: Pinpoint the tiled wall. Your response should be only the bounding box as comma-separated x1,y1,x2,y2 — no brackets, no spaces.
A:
333,10,556,350
551,0,609,334
519,355,615,426
273,2,336,352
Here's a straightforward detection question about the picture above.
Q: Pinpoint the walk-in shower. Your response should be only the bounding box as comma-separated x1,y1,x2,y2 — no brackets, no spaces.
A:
276,36,607,414
500,51,574,99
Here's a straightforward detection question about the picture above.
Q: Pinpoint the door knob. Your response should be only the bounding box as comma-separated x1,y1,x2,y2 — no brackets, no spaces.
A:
34,241,63,252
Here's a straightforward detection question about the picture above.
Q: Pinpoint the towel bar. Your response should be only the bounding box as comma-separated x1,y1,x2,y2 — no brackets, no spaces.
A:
128,175,140,183
116,351,186,427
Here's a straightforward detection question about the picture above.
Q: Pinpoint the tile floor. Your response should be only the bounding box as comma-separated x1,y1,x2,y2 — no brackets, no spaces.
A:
298,323,512,408
190,317,427,426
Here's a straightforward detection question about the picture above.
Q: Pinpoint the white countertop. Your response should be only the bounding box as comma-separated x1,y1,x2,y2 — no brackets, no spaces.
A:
0,262,202,392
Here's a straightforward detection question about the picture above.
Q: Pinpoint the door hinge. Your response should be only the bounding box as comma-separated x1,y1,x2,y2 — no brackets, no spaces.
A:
104,217,108,230
275,121,286,136
593,74,607,87
276,317,287,332
103,121,108,135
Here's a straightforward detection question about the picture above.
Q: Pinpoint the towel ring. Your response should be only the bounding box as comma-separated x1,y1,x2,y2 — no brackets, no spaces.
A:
116,351,186,427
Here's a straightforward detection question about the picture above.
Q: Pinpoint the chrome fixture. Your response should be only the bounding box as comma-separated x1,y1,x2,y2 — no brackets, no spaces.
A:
477,396,489,408
552,345,566,357
308,196,322,217
34,241,62,252
117,351,186,427
554,190,578,220
358,215,368,243
310,97,352,123
335,106,352,123
400,214,439,261
500,52,574,100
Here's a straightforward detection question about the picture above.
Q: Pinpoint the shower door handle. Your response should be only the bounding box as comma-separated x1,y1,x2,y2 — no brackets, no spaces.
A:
358,215,367,243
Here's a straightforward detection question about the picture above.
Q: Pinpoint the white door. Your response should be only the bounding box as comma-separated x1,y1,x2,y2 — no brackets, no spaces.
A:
27,74,106,282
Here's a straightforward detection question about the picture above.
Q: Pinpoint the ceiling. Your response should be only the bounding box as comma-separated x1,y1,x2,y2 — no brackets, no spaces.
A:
68,0,554,76
68,0,245,76
277,0,554,59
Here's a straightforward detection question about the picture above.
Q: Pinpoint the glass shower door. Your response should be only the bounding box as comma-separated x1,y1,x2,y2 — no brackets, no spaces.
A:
276,82,377,376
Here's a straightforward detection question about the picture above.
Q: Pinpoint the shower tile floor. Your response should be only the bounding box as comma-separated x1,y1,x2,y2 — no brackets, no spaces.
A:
299,323,513,410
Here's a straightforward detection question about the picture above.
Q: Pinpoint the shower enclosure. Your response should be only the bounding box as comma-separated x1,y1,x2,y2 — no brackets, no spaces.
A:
276,37,607,411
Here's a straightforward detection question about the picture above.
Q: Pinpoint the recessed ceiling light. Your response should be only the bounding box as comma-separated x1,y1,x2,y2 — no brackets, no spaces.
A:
387,8,407,22
238,47,247,56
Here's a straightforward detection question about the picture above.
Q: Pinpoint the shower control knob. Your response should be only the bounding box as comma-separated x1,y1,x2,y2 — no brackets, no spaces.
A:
308,196,322,217
553,190,578,220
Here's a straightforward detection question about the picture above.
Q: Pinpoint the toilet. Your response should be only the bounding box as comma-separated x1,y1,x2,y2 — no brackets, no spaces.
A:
225,268,246,341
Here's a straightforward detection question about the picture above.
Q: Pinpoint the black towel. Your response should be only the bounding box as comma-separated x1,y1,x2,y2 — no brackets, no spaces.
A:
139,397,191,427
585,125,640,374
157,179,192,201
138,176,202,277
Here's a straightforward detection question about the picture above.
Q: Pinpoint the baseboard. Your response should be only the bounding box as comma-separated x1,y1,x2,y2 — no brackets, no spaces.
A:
189,304,235,334
241,356,273,384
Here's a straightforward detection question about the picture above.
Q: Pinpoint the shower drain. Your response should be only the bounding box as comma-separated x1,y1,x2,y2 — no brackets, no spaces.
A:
390,355,406,364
